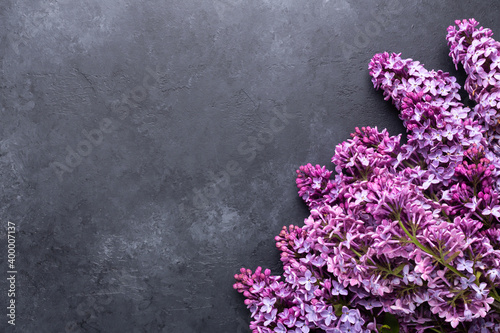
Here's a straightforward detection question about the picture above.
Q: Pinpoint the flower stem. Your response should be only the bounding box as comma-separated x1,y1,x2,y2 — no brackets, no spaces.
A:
397,219,465,278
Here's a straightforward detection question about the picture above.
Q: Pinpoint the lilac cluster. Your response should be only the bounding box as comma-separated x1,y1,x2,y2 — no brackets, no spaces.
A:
447,19,500,155
369,50,481,187
296,163,338,209
235,19,500,333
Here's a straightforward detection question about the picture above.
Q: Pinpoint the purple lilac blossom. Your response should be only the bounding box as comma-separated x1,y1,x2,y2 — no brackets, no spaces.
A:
235,19,500,333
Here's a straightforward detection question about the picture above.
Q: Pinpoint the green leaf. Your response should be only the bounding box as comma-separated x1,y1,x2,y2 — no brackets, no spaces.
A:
380,313,399,333
445,251,461,264
333,304,343,317
392,263,406,276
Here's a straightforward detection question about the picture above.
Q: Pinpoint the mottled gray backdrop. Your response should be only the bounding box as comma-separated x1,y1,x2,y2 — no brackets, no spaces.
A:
1,0,499,332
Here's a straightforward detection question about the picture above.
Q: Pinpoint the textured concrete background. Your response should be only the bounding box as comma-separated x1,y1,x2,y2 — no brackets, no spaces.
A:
1,0,499,332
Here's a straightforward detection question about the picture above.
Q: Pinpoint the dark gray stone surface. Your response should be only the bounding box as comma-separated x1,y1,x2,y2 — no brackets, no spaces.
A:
1,0,499,332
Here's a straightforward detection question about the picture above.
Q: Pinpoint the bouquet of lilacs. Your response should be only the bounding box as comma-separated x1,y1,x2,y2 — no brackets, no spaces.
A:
233,19,500,333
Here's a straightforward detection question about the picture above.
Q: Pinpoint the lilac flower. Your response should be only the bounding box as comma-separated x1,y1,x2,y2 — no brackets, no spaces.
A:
235,19,500,333
483,205,500,218
263,308,277,326
261,297,276,313
456,257,474,273
294,320,310,333
310,254,326,267
353,189,373,205
330,279,348,296
318,305,336,326
275,322,288,333
252,280,266,293
472,283,489,300
390,298,414,315
340,306,359,324
459,275,476,290
486,268,500,281
465,196,481,211
298,270,317,291
279,308,297,328
357,299,382,310
341,232,356,249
